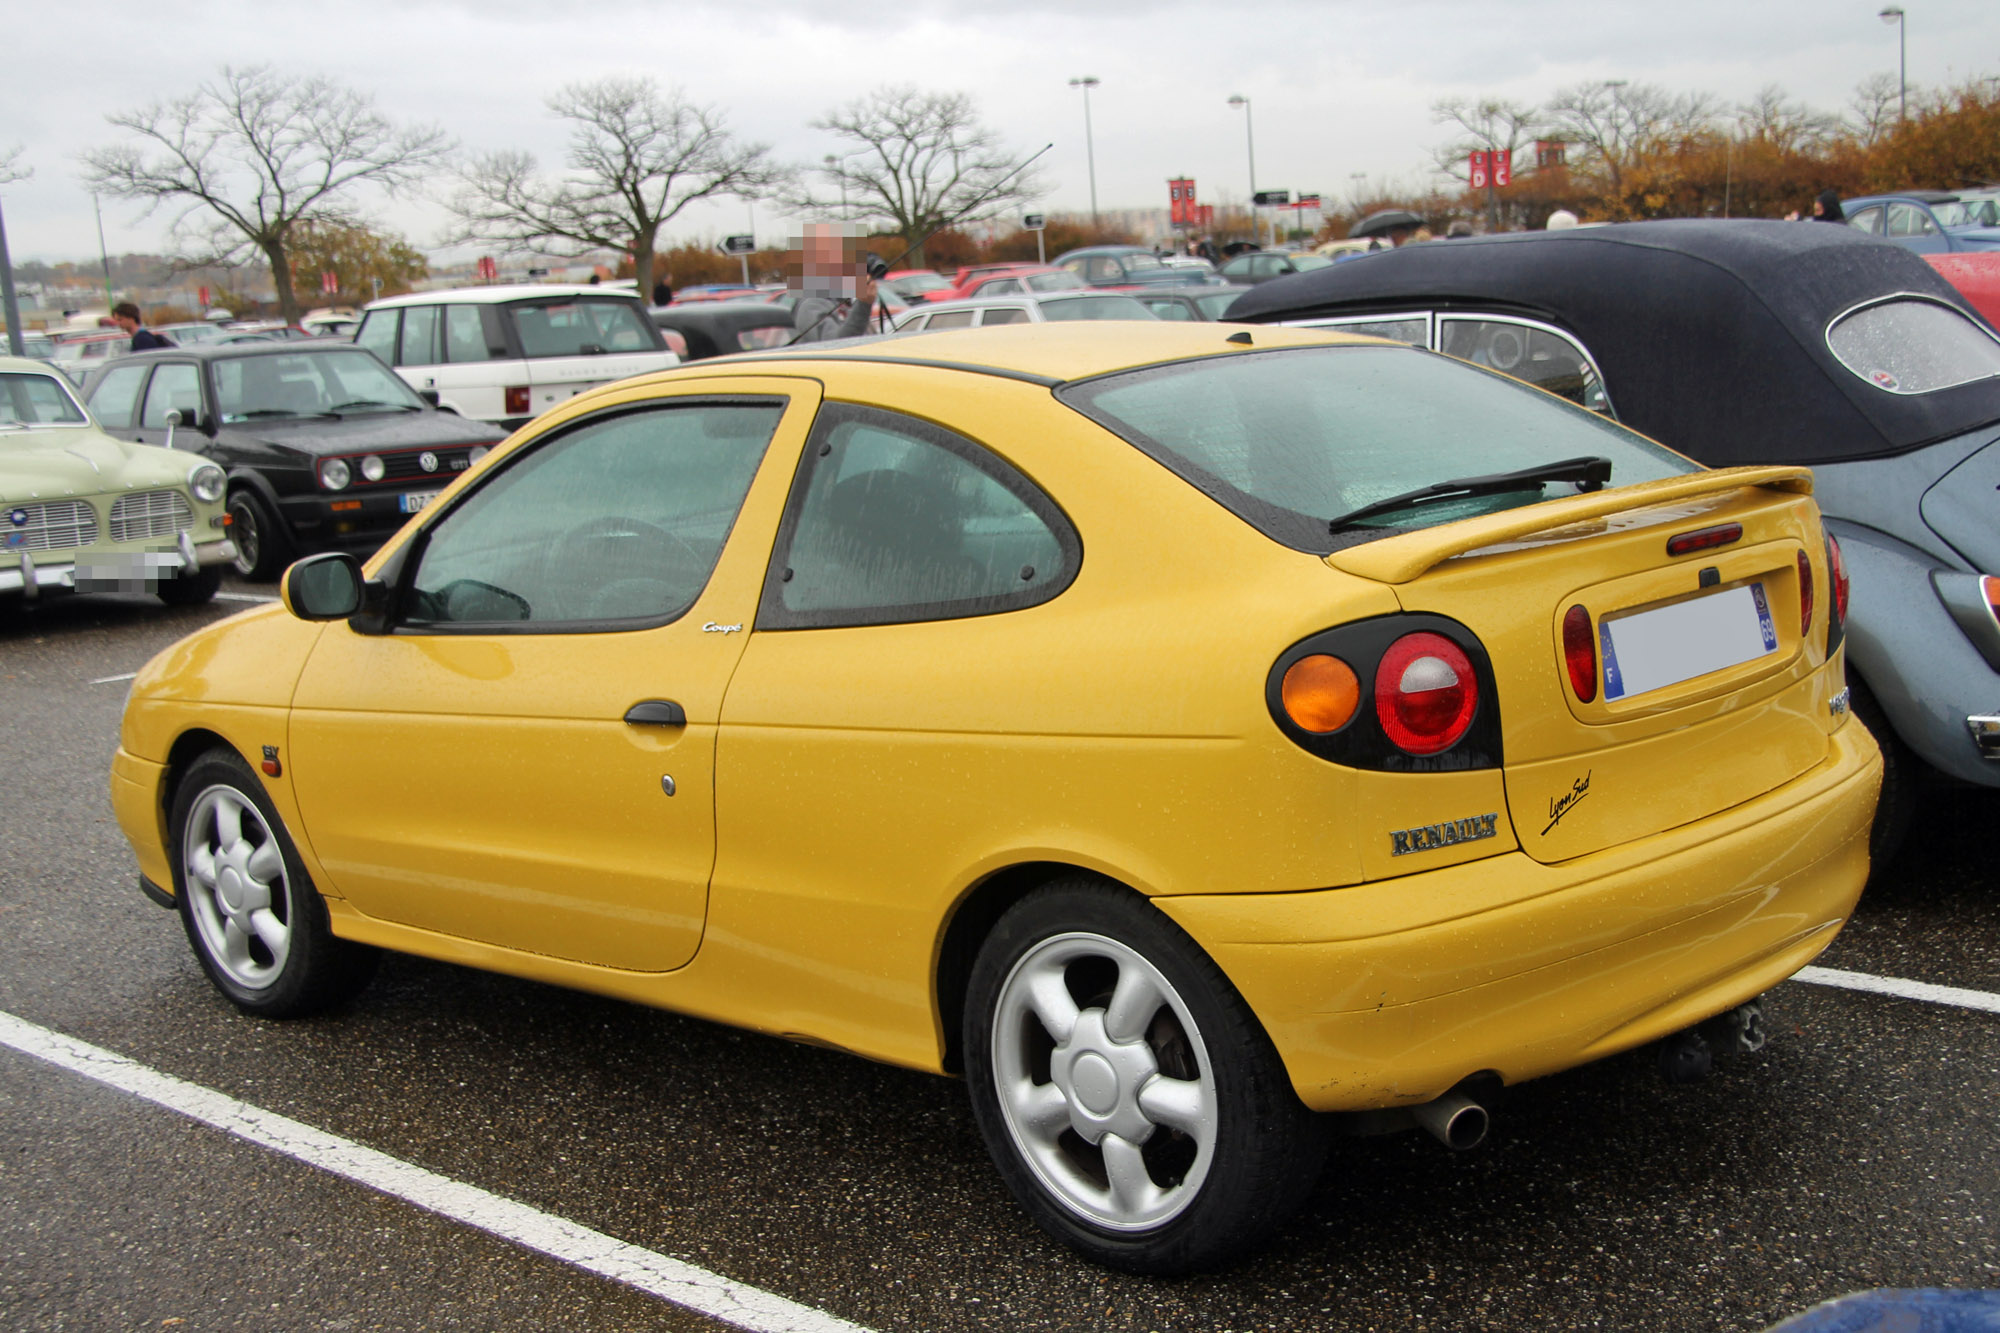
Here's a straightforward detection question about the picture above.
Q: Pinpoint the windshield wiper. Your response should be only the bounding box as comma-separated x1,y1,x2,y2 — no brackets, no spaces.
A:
231,409,307,420
325,399,420,414
1327,456,1612,534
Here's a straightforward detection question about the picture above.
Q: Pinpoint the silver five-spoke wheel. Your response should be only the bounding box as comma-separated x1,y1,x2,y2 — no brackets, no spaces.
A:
182,783,294,990
991,931,1217,1231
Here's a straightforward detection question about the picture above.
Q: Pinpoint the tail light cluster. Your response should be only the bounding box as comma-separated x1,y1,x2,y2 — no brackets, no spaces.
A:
505,385,532,417
1825,534,1849,653
1269,615,1502,772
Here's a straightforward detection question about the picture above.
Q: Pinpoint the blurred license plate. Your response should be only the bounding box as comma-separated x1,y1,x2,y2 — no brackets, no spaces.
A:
1601,582,1778,700
400,490,441,514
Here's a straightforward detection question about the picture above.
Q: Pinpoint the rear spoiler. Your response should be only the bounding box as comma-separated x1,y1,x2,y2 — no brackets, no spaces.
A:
1325,465,1815,584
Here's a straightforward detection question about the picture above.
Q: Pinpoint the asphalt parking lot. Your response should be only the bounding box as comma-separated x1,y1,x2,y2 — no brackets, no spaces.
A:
2,582,1996,1333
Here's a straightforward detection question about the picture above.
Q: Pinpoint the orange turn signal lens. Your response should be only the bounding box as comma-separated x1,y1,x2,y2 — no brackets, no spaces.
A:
1281,654,1360,733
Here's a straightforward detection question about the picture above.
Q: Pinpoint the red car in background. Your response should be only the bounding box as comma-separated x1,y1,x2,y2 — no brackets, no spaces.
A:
1929,253,2000,328
925,264,1086,302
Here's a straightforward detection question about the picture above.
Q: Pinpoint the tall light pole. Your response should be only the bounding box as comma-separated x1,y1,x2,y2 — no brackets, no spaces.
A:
1879,6,1907,122
1069,77,1101,228
1228,94,1259,245
824,154,848,216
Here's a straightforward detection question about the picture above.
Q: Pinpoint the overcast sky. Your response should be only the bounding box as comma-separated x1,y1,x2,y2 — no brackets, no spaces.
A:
4,0,1991,266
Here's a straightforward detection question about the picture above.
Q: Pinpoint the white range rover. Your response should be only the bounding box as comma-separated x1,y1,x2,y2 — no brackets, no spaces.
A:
354,286,680,429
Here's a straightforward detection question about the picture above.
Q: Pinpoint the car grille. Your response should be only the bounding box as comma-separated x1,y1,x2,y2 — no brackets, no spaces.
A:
4,500,97,552
108,490,194,543
374,447,475,484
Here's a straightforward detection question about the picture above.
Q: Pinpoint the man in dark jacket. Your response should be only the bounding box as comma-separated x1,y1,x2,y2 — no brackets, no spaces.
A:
109,302,174,351
789,223,878,343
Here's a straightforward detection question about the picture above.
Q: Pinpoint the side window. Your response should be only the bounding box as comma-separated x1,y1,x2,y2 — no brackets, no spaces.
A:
140,364,203,428
984,278,1023,295
1086,258,1120,283
1145,299,1194,322
1848,206,1884,236
1438,318,1612,414
354,309,399,364
928,310,976,329
403,399,785,630
759,403,1079,630
1297,315,1428,345
981,307,1032,326
88,363,150,429
399,305,440,366
444,305,497,362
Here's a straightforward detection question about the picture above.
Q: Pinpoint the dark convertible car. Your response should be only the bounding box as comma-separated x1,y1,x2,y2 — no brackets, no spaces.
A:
1230,220,2000,862
83,344,507,579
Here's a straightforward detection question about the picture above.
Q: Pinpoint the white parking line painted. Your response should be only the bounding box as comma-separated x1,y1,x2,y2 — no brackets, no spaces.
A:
215,592,277,603
0,1010,875,1333
87,672,138,685
1794,966,2000,1015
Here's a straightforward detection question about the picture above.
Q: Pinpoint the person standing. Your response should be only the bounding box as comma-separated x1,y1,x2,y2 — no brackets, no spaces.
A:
788,223,878,343
109,302,174,351
652,272,674,306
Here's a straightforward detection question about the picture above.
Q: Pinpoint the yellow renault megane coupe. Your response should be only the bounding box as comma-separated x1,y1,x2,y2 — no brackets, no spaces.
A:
110,323,1879,1273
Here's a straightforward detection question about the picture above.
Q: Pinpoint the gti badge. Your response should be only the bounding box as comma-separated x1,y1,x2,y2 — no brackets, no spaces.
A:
1391,813,1499,856
419,451,440,473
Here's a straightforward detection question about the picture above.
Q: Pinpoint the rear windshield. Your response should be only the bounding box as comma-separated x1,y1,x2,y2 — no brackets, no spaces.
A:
507,299,661,358
1826,298,2000,395
1039,296,1156,322
1059,344,1694,554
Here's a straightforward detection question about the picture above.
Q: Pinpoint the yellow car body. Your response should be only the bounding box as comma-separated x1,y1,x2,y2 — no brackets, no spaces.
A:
110,323,1879,1270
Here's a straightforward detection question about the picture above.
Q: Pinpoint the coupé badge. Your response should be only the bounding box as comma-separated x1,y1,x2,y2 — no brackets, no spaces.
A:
1391,813,1499,856
701,622,742,634
419,451,440,473
1543,771,1592,835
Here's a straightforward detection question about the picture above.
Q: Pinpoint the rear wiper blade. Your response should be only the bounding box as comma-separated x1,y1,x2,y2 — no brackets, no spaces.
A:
1327,456,1613,534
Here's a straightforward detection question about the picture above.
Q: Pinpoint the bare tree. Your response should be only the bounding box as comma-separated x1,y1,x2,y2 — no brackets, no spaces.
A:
804,87,1044,264
81,66,447,322
0,144,28,186
1544,80,1721,195
1848,73,1903,148
1429,98,1544,181
452,78,784,298
1736,85,1843,153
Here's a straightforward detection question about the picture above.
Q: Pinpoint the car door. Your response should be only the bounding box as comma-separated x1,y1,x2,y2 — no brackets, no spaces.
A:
132,360,208,447
286,379,821,972
1886,202,1947,254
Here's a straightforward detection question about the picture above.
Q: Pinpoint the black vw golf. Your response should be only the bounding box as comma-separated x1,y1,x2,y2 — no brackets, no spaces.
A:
83,343,508,579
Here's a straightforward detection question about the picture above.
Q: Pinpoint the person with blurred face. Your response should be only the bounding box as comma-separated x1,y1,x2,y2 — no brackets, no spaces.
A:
790,223,880,343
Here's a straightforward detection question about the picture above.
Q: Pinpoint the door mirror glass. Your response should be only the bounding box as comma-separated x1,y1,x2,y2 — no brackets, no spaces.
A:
283,552,364,620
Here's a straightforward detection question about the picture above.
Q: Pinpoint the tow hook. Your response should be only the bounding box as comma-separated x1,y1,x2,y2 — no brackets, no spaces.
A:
1656,999,1768,1084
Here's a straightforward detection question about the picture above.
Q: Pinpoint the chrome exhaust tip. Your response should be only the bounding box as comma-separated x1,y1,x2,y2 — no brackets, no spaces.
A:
1412,1090,1489,1151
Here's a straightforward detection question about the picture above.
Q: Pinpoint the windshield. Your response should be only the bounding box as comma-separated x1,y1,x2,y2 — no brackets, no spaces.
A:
1058,344,1693,553
1118,253,1168,272
508,299,660,357
215,350,423,421
0,372,89,427
1038,296,1158,322
1935,199,2000,228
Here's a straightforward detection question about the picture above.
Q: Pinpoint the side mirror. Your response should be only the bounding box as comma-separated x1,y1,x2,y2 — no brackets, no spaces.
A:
281,552,365,621
418,388,441,408
163,409,182,451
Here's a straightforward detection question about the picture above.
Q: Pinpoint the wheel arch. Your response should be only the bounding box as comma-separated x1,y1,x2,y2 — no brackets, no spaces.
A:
162,728,244,831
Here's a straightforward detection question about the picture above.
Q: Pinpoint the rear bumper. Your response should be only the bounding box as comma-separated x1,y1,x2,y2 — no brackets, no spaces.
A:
1156,721,1882,1112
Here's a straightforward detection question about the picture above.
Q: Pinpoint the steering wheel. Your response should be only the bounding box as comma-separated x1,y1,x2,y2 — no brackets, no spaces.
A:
553,515,707,618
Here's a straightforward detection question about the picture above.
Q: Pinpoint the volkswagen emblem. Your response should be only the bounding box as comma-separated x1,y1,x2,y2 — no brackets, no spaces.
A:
419,451,439,473
7,509,26,527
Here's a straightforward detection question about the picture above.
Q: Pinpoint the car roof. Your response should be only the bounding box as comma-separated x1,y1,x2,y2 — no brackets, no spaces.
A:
668,321,1378,387
1227,218,2000,465
0,354,84,377
365,285,638,307
1052,246,1158,262
1846,191,1961,206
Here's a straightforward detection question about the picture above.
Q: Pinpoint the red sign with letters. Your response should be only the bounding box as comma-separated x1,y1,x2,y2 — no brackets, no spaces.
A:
1168,178,1196,227
1492,150,1512,188
1468,150,1490,190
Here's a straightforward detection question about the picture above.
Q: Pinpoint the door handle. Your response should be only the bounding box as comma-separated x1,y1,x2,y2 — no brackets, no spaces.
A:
623,700,687,727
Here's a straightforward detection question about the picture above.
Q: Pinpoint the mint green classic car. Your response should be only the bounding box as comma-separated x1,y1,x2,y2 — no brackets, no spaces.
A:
2,356,234,604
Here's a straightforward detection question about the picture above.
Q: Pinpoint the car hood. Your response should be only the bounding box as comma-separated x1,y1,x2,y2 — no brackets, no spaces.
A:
217,409,508,457
1,425,202,500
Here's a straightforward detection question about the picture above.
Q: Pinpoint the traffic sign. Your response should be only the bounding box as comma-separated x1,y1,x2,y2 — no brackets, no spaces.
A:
720,235,756,255
1023,213,1045,231
1252,190,1290,208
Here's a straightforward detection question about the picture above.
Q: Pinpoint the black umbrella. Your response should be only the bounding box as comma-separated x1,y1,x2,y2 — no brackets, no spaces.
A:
1351,208,1423,239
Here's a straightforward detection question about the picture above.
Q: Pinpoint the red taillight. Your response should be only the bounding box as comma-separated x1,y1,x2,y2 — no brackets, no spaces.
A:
1828,535,1850,625
505,385,531,416
1666,523,1743,557
1562,604,1597,703
1375,632,1478,755
1984,575,2000,623
1798,549,1815,637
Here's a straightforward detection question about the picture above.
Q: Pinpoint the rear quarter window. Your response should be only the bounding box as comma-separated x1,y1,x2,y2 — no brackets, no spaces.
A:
507,300,661,359
1827,298,2000,394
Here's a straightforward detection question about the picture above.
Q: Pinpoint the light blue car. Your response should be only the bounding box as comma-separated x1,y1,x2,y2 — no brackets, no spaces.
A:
1843,191,2000,254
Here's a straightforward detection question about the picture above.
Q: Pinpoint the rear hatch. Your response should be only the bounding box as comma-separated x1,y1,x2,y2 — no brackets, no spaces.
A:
1334,470,1837,862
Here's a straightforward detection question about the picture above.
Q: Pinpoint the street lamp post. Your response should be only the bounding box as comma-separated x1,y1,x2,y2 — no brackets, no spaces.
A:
1228,94,1261,245
1069,77,1101,229
823,154,848,217
1879,6,1907,122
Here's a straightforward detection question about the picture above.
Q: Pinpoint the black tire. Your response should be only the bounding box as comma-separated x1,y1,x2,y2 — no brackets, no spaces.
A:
156,564,222,606
962,878,1327,1274
227,489,292,582
1849,677,1918,871
168,749,377,1017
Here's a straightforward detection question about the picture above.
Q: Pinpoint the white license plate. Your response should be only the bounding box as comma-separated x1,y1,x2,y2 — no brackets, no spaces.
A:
1601,582,1778,700
400,490,442,514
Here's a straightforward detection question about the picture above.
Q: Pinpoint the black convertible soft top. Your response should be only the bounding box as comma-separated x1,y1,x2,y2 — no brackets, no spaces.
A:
1228,219,2000,465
